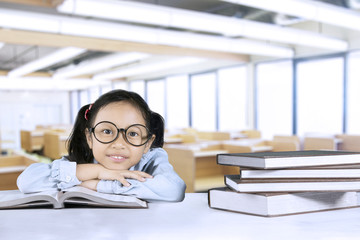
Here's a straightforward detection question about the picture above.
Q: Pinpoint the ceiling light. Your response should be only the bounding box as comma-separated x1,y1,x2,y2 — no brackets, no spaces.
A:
222,0,360,31
58,15,293,57
0,8,61,33
0,8,293,58
57,0,347,50
8,47,86,78
58,0,170,26
93,57,206,80
53,52,150,79
0,75,109,91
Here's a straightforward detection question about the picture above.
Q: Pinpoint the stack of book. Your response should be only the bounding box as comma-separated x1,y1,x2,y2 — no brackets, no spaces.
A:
208,150,360,217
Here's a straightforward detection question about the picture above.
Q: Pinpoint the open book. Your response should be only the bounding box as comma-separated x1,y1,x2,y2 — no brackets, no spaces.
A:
0,186,147,209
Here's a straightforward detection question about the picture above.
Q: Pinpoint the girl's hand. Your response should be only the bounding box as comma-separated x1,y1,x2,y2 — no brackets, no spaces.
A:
77,164,153,187
97,168,153,187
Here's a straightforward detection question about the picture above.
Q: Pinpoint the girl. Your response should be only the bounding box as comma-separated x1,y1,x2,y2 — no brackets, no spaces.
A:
17,89,186,202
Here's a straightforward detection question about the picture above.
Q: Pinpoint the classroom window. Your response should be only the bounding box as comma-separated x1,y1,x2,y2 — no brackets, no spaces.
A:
256,60,293,140
166,75,189,129
129,80,145,99
191,72,217,131
147,79,166,119
79,89,89,107
70,91,79,123
113,81,128,90
100,84,113,95
89,87,100,103
296,57,344,136
346,51,360,134
218,66,247,131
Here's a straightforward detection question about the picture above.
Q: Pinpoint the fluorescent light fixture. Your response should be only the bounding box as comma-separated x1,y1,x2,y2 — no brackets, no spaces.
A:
222,0,360,31
93,57,206,80
0,75,108,91
58,16,294,57
53,52,150,79
0,8,294,58
57,0,347,50
58,0,170,26
8,47,86,78
0,9,61,33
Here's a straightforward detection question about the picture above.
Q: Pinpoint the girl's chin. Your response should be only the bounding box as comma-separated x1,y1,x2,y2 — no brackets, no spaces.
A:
104,163,128,170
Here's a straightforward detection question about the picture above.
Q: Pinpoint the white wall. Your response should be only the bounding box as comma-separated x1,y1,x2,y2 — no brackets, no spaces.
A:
0,91,71,150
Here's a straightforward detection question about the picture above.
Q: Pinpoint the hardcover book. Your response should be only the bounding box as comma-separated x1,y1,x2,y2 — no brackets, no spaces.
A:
225,174,360,193
0,186,147,209
217,150,360,169
208,187,360,217
240,165,360,179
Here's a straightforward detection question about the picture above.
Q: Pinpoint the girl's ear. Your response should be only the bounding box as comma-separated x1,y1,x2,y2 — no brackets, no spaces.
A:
85,128,93,149
143,134,156,153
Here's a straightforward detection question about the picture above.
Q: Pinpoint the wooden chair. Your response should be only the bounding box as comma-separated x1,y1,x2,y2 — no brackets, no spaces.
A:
222,139,273,153
197,131,231,141
270,141,299,152
179,134,198,143
20,130,44,152
273,135,300,145
222,144,252,153
271,135,301,151
303,137,336,150
335,134,360,152
240,130,261,138
43,131,69,159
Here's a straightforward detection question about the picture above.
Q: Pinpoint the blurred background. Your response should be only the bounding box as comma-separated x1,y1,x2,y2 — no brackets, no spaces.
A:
1,0,360,191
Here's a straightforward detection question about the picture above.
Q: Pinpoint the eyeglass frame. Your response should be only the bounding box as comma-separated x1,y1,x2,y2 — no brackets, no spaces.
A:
88,121,152,147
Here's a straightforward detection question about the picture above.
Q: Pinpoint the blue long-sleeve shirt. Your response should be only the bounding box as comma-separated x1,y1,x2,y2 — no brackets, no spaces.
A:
17,148,186,202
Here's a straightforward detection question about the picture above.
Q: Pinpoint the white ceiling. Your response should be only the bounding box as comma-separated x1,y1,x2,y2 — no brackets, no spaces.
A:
0,0,359,91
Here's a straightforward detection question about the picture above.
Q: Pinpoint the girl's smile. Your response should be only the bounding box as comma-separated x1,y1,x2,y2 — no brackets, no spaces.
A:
108,154,127,163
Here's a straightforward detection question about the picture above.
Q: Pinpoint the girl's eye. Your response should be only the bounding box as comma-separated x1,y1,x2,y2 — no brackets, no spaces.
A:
128,131,139,137
102,129,113,135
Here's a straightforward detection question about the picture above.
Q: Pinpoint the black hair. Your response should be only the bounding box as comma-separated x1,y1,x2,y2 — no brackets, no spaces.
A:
66,89,165,164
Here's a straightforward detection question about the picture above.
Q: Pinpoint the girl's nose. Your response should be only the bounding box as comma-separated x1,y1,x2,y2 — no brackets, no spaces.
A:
111,132,127,148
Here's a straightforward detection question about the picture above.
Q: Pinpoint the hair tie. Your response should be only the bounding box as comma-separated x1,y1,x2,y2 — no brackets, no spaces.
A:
84,104,93,121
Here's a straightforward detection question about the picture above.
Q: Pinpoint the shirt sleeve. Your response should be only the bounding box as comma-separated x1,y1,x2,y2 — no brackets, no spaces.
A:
17,157,81,193
96,148,186,202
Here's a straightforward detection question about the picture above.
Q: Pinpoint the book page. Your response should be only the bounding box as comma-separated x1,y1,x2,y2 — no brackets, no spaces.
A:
61,186,147,208
0,190,60,209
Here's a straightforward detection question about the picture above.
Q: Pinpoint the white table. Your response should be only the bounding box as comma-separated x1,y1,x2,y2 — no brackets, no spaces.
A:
1,193,360,240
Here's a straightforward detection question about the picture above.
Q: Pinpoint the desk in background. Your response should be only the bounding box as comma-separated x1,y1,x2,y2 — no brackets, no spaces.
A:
165,146,239,193
165,140,274,193
0,153,38,190
1,193,360,240
43,131,69,159
20,130,44,152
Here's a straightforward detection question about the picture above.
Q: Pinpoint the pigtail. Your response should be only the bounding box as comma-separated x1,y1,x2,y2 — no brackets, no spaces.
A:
66,104,94,164
149,111,165,148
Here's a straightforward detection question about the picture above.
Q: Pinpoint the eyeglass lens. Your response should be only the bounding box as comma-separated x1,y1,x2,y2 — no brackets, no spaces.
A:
92,121,150,146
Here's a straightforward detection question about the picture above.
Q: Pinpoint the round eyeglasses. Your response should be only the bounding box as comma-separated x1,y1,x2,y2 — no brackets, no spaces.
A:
88,121,152,147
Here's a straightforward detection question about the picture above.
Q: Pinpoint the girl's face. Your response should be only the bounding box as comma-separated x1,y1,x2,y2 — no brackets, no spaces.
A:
86,101,154,170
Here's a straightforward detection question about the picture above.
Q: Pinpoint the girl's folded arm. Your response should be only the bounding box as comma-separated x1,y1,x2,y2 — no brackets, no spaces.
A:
97,171,186,202
17,158,81,193
97,149,186,202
